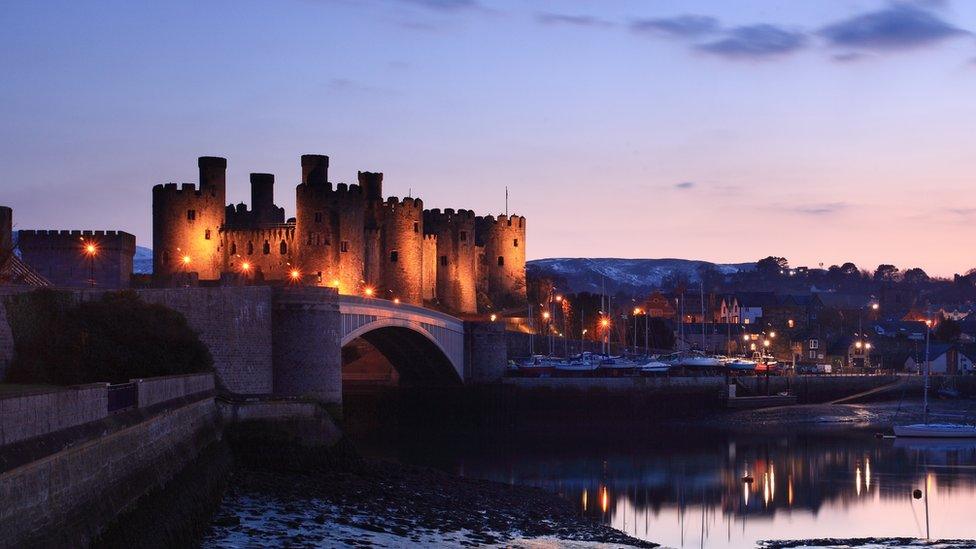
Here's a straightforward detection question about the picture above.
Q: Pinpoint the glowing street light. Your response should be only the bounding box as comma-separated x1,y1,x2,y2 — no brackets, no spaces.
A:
289,269,301,282
490,313,497,322
393,298,401,304
542,311,551,320
81,239,97,287
600,318,610,328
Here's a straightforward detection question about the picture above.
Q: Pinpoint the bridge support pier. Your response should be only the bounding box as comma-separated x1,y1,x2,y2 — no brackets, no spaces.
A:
464,321,507,384
272,287,342,403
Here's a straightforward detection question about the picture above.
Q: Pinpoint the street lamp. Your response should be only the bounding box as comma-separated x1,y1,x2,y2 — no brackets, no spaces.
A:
81,239,97,287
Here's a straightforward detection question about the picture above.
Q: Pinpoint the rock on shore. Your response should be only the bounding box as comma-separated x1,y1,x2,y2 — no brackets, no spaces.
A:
204,441,655,548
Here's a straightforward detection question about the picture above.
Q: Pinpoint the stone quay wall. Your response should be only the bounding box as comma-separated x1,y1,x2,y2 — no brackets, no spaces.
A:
0,373,218,549
0,383,108,447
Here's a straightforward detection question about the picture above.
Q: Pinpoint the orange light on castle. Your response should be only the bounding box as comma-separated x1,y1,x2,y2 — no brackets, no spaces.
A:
490,314,497,322
393,298,401,304
84,243,97,256
241,262,251,272
182,255,191,265
542,311,550,320
600,318,610,328
364,287,374,297
289,269,301,281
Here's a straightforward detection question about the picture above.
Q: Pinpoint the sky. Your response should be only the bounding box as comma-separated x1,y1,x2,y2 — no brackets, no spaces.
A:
3,0,976,276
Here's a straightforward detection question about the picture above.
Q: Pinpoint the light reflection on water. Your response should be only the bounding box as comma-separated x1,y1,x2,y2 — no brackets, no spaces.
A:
380,429,976,547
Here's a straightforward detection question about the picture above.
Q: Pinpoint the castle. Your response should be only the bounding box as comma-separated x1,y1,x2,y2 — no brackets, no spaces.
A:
152,155,526,314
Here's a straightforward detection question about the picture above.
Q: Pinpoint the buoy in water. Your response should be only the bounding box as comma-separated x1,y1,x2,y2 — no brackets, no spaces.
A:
742,476,754,483
913,489,923,499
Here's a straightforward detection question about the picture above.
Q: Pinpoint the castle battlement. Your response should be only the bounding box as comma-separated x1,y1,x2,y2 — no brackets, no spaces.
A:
152,153,525,313
18,230,136,251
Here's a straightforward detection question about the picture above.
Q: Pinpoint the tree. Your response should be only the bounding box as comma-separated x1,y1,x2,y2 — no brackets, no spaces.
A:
756,256,789,276
874,264,899,282
5,289,213,385
902,267,929,285
840,262,860,277
934,317,961,343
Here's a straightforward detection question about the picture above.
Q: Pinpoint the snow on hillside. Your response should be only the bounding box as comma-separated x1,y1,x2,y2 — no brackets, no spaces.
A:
527,257,754,295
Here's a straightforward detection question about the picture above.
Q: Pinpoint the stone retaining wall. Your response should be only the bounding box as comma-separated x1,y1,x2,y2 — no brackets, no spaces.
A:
0,383,108,446
134,373,215,409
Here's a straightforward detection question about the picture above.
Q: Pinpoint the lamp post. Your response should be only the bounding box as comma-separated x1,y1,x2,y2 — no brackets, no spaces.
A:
82,240,97,287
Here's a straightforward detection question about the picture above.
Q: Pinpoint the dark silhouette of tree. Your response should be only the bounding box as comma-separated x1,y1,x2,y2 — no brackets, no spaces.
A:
756,256,789,275
902,267,929,285
934,317,961,343
874,264,899,282
840,262,859,277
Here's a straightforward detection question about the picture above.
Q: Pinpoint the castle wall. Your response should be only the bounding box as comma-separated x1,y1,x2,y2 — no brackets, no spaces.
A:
476,215,526,310
422,234,437,302
18,230,135,288
378,197,424,305
425,208,477,314
152,157,227,281
295,155,365,293
221,225,296,282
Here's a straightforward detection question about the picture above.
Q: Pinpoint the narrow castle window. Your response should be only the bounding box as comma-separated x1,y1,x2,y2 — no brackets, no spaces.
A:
497,256,505,266
513,238,519,247
340,241,349,253
247,242,254,255
440,255,448,266
263,241,270,255
460,231,467,242
280,241,287,255
187,209,196,221
205,229,211,240
414,222,419,233
314,212,323,223
230,243,237,255
390,250,399,263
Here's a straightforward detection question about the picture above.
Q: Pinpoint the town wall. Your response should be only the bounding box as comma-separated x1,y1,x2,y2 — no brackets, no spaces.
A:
220,225,297,281
17,230,135,288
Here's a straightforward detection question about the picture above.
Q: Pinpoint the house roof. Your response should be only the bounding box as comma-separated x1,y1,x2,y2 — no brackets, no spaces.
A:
815,293,871,309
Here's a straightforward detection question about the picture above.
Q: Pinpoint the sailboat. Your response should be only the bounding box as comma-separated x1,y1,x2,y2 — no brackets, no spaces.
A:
894,309,976,438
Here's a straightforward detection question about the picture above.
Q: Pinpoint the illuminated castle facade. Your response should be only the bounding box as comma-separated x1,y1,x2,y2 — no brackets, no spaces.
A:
152,155,526,314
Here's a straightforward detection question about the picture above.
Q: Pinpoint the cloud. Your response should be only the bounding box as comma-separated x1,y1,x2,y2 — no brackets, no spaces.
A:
831,52,869,63
392,0,480,11
631,15,720,38
791,202,849,215
537,13,614,28
675,181,695,190
697,24,807,58
819,3,967,50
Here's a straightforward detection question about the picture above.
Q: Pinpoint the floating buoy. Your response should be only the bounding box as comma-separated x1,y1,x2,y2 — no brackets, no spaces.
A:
742,476,754,483
913,489,923,499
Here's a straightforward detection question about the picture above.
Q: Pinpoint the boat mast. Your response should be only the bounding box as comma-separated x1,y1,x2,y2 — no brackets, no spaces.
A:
700,280,706,352
924,305,931,425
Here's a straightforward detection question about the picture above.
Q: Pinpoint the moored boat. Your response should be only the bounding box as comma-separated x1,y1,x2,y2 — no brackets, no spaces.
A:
893,423,976,438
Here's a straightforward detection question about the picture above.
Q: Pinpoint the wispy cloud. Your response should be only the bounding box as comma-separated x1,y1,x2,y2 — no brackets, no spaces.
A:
675,181,695,190
537,13,614,28
697,24,807,59
819,3,967,50
831,52,870,63
631,15,720,38
790,202,849,215
392,0,480,11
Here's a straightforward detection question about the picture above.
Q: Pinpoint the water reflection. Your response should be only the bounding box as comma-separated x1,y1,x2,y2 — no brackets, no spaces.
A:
434,431,976,547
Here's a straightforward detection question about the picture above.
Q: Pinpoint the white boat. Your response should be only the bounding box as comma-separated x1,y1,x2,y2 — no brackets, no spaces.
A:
554,359,599,373
637,360,671,374
726,358,757,372
894,423,976,438
677,353,723,368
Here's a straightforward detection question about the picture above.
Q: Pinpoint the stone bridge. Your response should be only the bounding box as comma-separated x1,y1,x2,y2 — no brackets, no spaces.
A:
337,295,466,384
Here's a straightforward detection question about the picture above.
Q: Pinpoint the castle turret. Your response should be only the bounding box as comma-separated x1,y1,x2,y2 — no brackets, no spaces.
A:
425,208,477,314
295,155,365,294
0,206,11,254
475,214,526,310
379,197,424,305
152,156,227,280
301,154,329,187
359,171,383,202
249,173,277,224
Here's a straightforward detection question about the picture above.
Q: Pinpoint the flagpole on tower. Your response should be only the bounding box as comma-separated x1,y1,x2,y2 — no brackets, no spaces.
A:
505,186,509,216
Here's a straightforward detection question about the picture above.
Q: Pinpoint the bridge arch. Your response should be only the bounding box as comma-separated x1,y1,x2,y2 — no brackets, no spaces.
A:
338,296,466,386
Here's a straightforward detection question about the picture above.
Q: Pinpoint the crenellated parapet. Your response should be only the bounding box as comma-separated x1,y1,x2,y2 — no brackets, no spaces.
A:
18,229,136,288
474,214,527,310
149,153,525,314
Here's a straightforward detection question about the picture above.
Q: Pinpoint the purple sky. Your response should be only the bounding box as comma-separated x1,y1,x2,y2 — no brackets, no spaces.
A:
3,0,976,276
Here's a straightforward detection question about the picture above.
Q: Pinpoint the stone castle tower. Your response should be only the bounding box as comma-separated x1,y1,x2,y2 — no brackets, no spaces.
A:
151,154,526,314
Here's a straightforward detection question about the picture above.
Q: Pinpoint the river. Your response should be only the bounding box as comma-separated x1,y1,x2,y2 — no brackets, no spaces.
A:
348,398,976,547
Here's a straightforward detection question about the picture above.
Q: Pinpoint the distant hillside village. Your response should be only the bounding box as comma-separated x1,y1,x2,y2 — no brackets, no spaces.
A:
526,256,976,375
